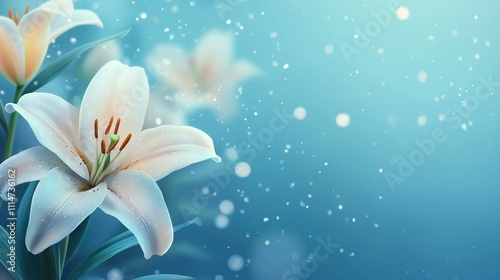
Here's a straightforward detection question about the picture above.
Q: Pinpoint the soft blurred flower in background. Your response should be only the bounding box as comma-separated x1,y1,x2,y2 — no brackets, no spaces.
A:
145,30,261,126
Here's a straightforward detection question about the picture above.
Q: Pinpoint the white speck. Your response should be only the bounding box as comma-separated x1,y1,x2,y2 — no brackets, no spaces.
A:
227,255,245,271
219,200,235,215
396,6,410,20
374,223,379,228
324,44,334,55
172,5,179,13
327,209,333,215
377,48,384,54
283,63,289,70
270,32,277,38
417,115,427,126
263,217,269,222
139,12,147,19
264,240,270,245
336,113,350,127
155,117,162,126
418,71,428,83
293,107,307,120
107,268,123,280
338,204,343,210
70,37,77,44
215,215,229,229
235,162,251,178
225,146,239,161
378,168,383,173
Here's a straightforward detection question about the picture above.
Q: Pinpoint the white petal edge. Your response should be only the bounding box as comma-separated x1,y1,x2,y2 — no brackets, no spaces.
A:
78,60,149,168
118,125,221,181
0,146,64,200
0,17,25,84
50,9,103,41
6,93,88,180
26,167,107,254
100,170,173,259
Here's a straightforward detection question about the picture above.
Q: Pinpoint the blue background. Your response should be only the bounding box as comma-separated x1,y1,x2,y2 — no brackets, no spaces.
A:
1,0,500,279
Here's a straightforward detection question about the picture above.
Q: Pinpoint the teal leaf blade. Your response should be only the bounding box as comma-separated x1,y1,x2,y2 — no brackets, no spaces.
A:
23,29,130,94
67,217,201,280
67,230,135,280
65,216,92,263
133,275,196,280
0,98,8,134
0,226,22,280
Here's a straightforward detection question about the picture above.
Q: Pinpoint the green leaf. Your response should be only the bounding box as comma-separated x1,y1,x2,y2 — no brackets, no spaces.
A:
67,230,136,280
65,216,91,263
133,275,196,280
67,217,201,280
23,29,130,94
0,226,22,280
0,98,7,134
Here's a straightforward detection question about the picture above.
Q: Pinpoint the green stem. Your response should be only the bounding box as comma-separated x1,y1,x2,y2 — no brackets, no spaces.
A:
3,84,24,160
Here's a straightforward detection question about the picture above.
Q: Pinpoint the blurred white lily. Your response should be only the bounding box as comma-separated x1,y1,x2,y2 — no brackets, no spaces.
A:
0,0,103,85
146,30,260,122
0,60,220,258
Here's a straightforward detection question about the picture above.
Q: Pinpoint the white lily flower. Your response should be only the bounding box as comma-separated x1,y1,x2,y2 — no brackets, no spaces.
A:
0,0,103,85
146,30,260,121
0,60,221,259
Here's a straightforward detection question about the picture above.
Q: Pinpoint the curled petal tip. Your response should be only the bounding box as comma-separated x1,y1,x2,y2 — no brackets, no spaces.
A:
213,155,222,163
5,103,15,114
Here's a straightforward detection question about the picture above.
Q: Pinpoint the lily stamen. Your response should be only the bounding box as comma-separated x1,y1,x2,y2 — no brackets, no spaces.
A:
94,119,99,138
105,116,114,135
114,118,121,134
119,133,132,150
89,117,131,186
7,6,29,25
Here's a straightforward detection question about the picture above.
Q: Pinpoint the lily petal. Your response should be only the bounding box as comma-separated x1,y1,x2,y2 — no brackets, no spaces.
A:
26,167,107,254
79,60,149,166
18,3,57,82
49,9,103,41
0,146,64,200
118,125,221,180
0,17,25,84
6,93,88,180
100,170,173,259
